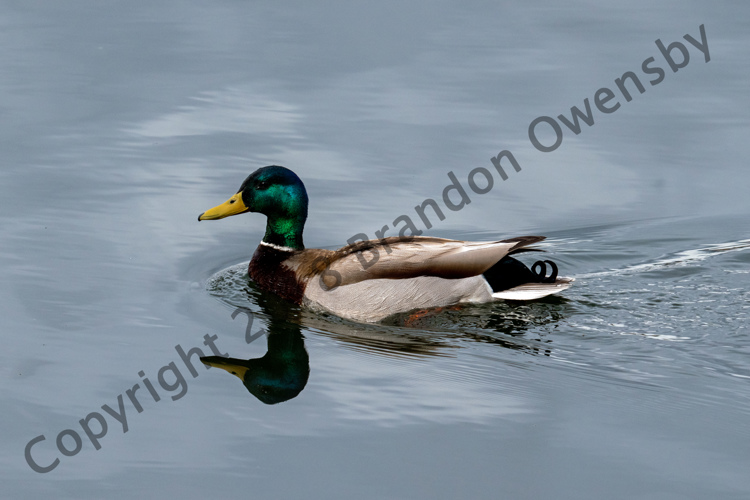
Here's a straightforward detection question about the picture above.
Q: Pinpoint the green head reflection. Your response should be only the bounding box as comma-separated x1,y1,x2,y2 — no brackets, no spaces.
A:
200,329,309,404
201,287,309,405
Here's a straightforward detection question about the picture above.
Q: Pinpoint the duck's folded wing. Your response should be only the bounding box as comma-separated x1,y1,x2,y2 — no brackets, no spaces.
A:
302,236,545,289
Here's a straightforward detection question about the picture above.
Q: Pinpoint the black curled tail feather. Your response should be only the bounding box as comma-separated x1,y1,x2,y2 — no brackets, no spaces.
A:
483,256,560,293
531,260,558,283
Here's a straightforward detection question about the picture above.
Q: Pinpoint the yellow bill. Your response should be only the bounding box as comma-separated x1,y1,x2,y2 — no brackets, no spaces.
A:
198,193,249,221
200,356,249,380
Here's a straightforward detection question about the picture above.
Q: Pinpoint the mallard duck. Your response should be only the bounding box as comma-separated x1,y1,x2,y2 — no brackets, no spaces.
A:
198,165,572,323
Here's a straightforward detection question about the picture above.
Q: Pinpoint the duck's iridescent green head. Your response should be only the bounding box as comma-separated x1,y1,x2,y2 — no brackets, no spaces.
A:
199,166,309,249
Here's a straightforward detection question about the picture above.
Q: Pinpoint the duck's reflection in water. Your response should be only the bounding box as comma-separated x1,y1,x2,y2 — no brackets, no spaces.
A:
303,295,567,359
201,289,309,405
201,279,568,403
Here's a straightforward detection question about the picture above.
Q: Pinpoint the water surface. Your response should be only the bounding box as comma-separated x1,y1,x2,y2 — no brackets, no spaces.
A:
2,2,749,499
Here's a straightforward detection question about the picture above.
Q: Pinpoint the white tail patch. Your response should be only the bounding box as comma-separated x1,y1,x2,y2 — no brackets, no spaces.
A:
492,279,574,301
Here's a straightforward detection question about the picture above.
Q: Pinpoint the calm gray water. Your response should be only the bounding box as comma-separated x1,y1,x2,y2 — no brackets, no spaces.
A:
2,2,749,499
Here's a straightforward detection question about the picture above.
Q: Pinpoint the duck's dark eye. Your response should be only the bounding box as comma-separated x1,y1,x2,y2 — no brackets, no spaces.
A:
256,180,269,190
